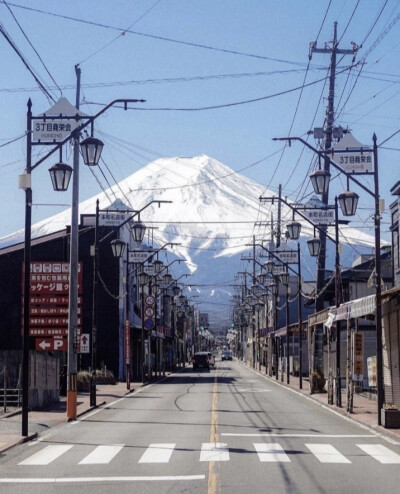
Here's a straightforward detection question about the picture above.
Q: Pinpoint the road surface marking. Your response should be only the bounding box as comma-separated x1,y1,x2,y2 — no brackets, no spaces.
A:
254,443,291,462
305,444,351,463
201,443,230,462
357,444,400,464
138,444,176,463
19,445,73,465
0,475,205,484
222,433,374,438
208,367,220,494
79,445,124,465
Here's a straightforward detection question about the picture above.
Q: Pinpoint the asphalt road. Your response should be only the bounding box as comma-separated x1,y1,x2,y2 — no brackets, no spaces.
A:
1,359,400,493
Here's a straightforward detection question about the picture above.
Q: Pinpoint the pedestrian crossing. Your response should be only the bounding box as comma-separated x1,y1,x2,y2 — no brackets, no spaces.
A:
16,441,400,466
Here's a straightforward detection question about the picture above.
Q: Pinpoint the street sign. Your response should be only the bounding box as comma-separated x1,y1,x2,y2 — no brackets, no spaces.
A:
35,337,67,352
98,212,129,227
145,295,155,305
129,251,153,263
331,132,374,173
32,97,84,143
145,307,155,317
143,265,156,275
78,334,90,354
144,294,155,330
303,208,335,225
274,248,298,264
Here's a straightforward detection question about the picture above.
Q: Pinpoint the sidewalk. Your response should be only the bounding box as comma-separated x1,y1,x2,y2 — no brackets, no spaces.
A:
247,363,400,443
0,380,143,454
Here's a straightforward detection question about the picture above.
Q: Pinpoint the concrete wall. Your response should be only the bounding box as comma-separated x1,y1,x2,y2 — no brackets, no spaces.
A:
0,350,60,409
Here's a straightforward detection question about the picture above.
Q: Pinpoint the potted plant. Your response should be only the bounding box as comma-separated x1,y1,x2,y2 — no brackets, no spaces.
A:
381,404,400,429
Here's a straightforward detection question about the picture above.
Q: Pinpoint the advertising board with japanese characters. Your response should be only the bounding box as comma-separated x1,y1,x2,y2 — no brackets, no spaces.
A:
22,262,83,342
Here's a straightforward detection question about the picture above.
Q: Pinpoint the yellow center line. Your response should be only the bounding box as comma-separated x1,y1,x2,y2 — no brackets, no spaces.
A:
208,365,220,494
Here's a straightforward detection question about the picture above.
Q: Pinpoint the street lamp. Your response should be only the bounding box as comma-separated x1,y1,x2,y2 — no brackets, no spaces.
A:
310,168,330,195
48,163,73,191
21,92,146,428
307,236,321,257
21,102,73,436
286,220,302,240
338,189,359,217
79,136,104,166
110,239,126,259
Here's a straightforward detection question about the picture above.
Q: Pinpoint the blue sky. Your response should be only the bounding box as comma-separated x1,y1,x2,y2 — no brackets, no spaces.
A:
1,0,400,243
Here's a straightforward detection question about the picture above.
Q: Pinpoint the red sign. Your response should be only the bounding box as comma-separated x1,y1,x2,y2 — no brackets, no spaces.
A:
125,320,130,365
22,262,83,338
35,337,67,352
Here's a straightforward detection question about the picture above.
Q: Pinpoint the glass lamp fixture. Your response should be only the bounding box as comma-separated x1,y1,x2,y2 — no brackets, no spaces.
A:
338,190,359,216
131,221,146,244
152,259,163,273
279,271,289,285
286,220,302,240
307,236,321,257
110,239,126,258
48,162,72,191
310,168,330,195
265,260,275,274
80,136,104,166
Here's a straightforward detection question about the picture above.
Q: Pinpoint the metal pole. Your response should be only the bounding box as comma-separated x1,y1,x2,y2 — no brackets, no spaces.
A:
66,65,81,421
125,247,131,388
298,242,303,389
21,99,32,436
90,199,99,406
141,285,145,382
286,287,290,384
334,197,342,407
373,134,383,425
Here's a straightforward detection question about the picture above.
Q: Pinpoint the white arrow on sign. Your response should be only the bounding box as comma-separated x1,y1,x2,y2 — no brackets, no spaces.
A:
38,340,51,350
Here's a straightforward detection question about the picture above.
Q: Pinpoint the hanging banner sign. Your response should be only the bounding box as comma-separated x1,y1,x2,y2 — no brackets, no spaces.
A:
129,251,153,263
274,248,298,264
32,97,85,143
302,208,335,225
331,132,374,173
99,212,129,227
143,265,155,275
353,332,364,381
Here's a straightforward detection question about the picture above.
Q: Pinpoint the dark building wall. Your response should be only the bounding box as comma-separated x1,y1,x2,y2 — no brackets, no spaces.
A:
0,226,122,378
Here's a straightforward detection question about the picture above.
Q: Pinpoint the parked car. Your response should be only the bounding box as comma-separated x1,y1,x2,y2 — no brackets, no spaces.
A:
221,349,232,361
192,352,210,370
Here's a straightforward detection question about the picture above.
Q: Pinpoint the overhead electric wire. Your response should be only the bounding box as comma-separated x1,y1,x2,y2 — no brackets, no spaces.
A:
78,0,164,66
0,22,55,104
2,1,311,67
3,0,62,98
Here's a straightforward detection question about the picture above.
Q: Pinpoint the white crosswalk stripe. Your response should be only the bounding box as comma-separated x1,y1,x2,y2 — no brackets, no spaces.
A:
305,444,351,463
79,445,124,465
254,443,291,462
16,441,400,467
357,444,400,464
200,443,230,462
19,445,73,465
139,444,176,463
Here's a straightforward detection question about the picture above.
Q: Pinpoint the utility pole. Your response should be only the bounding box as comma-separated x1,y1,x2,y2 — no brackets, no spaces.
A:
309,22,357,312
66,65,81,420
309,23,358,379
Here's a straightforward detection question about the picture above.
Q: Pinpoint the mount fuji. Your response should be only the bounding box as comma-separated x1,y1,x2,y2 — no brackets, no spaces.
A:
0,155,378,328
